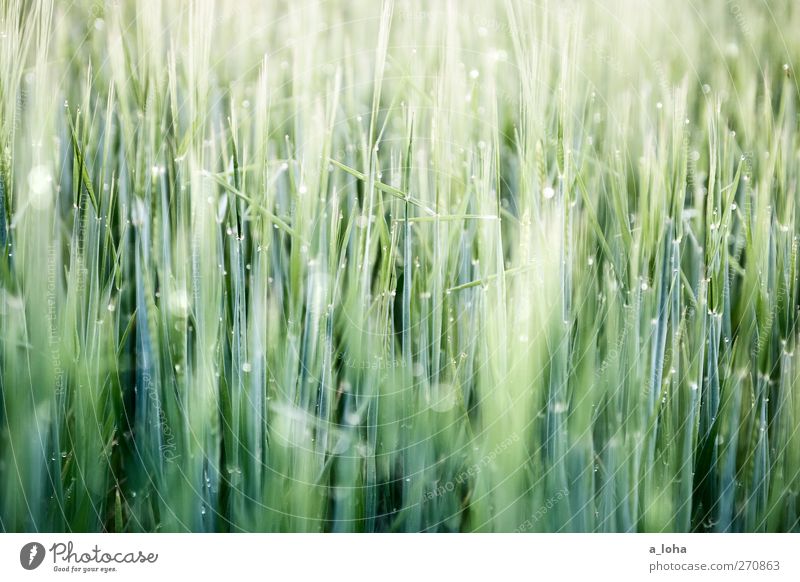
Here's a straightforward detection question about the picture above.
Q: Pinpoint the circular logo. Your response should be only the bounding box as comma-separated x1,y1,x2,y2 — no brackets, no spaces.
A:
20,542,46,570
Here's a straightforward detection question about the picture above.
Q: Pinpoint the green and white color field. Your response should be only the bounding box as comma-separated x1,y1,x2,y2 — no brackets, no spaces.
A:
1,0,799,532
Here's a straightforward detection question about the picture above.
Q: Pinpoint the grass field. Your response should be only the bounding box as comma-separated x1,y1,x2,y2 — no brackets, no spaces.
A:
1,0,799,532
